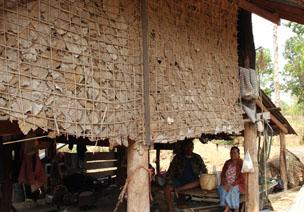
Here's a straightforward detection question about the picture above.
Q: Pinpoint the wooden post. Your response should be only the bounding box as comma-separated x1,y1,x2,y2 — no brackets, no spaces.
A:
116,146,127,186
127,141,150,212
156,148,160,174
244,122,259,212
279,132,288,190
0,138,13,212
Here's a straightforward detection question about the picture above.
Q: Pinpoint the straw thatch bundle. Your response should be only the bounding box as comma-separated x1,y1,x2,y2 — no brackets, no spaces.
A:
268,150,304,188
0,0,243,146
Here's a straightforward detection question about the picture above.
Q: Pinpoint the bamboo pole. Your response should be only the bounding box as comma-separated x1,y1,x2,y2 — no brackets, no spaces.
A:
279,132,288,190
244,122,259,212
127,141,150,212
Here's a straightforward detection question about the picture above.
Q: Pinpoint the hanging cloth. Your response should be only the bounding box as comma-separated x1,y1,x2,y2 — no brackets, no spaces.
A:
18,141,47,192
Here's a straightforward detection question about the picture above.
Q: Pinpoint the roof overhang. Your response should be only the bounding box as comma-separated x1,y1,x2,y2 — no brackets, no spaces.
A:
239,0,304,24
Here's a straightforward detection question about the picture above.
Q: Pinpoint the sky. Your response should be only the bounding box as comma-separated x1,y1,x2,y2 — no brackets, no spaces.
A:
252,15,295,70
252,15,295,103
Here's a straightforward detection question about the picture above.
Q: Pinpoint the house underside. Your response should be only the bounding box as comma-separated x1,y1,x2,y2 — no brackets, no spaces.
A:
0,0,303,211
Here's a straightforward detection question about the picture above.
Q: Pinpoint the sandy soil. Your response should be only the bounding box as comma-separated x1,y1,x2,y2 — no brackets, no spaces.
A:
269,187,301,212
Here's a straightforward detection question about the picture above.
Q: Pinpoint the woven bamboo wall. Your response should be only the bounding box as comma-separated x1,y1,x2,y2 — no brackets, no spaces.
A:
0,0,144,146
148,0,243,143
0,0,244,146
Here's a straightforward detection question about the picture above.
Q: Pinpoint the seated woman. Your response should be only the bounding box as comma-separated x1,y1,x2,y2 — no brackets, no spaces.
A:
164,139,207,212
219,146,245,212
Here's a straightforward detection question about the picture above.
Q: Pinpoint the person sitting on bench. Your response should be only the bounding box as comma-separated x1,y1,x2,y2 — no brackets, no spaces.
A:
218,146,245,212
164,139,207,212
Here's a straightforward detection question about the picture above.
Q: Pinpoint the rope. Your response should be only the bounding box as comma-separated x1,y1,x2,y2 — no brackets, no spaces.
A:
113,166,153,212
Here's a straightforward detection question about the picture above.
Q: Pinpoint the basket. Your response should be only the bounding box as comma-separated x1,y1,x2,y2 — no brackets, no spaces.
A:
200,174,217,190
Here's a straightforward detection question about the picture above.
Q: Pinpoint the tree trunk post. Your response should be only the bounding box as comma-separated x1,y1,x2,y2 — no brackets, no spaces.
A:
244,122,259,212
279,132,288,190
127,141,150,212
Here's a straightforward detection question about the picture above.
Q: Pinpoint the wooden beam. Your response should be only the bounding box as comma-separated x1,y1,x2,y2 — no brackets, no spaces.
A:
127,141,149,212
239,0,280,25
0,120,22,136
252,0,304,24
156,148,160,174
279,132,288,190
154,143,175,150
244,122,259,212
256,100,288,134
238,10,259,212
141,0,151,146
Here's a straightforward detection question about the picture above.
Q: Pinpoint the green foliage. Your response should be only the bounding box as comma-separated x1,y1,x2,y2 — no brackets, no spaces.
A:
281,97,304,116
256,48,274,97
286,22,304,35
213,140,235,145
283,22,304,105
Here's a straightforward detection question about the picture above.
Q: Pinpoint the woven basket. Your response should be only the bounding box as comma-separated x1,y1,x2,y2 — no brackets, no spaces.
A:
199,174,217,190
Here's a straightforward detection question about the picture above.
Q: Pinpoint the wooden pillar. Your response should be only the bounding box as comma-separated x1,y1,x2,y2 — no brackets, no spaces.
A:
116,146,127,186
279,132,288,190
244,122,259,212
0,138,13,212
156,148,160,174
127,141,150,212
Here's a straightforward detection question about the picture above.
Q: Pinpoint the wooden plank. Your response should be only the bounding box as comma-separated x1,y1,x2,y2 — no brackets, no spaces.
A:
86,160,116,170
180,189,219,198
239,0,280,24
86,170,117,178
256,99,288,134
85,152,116,161
252,0,304,24
178,204,219,210
55,136,110,147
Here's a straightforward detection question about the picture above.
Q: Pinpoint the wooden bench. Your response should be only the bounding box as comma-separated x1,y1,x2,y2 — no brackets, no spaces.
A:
85,152,118,180
178,188,246,212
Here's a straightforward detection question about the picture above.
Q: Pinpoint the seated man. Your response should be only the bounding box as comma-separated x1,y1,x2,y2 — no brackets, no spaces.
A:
164,139,207,212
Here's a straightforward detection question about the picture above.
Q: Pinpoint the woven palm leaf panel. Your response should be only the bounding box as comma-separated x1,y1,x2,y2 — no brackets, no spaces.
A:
148,0,244,143
0,0,144,147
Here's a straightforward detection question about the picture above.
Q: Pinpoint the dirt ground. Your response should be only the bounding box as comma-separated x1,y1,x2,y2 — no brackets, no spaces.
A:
14,138,304,211
268,187,301,212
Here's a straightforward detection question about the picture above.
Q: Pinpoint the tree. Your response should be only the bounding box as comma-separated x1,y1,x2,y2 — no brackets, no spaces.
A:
286,22,304,35
256,48,274,96
273,24,280,106
283,23,304,105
